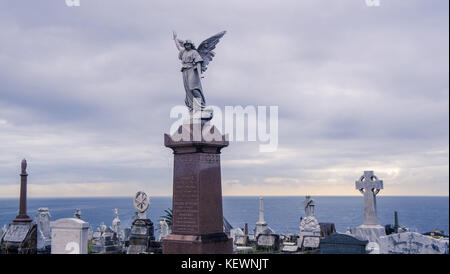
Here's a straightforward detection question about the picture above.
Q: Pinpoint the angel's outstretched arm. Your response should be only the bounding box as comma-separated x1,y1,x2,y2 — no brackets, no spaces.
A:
173,31,182,52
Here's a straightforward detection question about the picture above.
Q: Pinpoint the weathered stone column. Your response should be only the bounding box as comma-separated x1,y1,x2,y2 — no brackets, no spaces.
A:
14,159,32,223
162,121,232,254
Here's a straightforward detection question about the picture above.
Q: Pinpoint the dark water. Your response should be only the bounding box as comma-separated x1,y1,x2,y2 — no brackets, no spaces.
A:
0,196,448,239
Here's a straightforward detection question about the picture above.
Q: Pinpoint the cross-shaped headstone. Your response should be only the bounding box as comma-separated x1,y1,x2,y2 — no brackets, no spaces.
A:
355,171,383,226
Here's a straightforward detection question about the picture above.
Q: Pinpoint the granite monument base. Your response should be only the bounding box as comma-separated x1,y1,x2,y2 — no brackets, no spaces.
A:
163,233,232,254
127,218,155,254
352,224,386,243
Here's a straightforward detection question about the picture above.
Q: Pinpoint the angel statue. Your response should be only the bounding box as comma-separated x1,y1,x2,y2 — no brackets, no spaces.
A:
172,30,226,119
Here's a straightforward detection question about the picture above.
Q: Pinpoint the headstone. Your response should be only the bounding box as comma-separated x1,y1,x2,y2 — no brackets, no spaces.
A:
379,232,449,254
230,227,245,246
162,122,232,254
102,227,118,253
320,233,368,254
0,159,37,254
50,218,89,254
298,196,321,249
256,228,280,251
319,223,336,237
352,171,386,243
91,227,104,253
127,191,157,254
281,242,299,253
35,208,51,253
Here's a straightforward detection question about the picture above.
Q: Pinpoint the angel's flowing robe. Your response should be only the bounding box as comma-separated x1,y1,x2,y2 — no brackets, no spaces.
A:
179,49,205,111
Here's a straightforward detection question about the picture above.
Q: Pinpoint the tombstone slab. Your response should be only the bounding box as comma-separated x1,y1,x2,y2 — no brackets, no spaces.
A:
379,232,449,254
320,233,368,254
51,218,89,254
162,122,232,254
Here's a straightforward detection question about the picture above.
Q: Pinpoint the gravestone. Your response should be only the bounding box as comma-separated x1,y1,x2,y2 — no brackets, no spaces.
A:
319,223,336,237
91,226,105,253
162,121,232,254
0,159,37,254
102,226,119,253
256,228,280,251
35,208,52,253
127,191,157,254
379,232,449,254
298,196,321,249
51,218,89,254
320,233,368,254
352,171,386,243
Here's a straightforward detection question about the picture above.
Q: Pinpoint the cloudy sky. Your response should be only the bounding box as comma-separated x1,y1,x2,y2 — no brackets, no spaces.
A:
0,0,448,197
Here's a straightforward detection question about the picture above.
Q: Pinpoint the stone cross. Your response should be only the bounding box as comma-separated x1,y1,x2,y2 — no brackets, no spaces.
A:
14,159,31,223
355,171,383,225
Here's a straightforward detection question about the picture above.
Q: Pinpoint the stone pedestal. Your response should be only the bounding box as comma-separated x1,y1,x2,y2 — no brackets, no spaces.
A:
298,216,321,249
0,159,37,254
352,224,386,243
0,222,37,254
50,218,89,254
162,122,232,254
127,218,156,254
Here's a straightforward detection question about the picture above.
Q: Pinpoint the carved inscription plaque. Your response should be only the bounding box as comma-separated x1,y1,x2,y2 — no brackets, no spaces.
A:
173,155,199,234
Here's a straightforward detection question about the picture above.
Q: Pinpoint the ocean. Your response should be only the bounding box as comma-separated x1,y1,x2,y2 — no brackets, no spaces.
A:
0,196,448,239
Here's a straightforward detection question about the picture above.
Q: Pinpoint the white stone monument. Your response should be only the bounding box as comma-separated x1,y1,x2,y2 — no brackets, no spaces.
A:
254,197,268,237
352,171,386,243
50,218,89,254
298,196,321,249
112,208,121,242
379,232,449,254
35,208,52,252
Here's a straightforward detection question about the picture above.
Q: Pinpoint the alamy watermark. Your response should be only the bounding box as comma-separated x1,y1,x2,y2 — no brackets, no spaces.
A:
169,105,279,152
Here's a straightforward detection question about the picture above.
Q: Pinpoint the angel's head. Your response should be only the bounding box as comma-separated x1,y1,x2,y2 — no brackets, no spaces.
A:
183,40,196,50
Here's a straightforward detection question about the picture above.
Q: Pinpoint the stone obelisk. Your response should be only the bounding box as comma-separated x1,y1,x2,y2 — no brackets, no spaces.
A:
14,159,32,223
1,159,36,254
254,197,268,237
162,121,232,254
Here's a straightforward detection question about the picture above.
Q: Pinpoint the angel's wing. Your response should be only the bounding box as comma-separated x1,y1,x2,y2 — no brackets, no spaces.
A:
197,31,226,72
